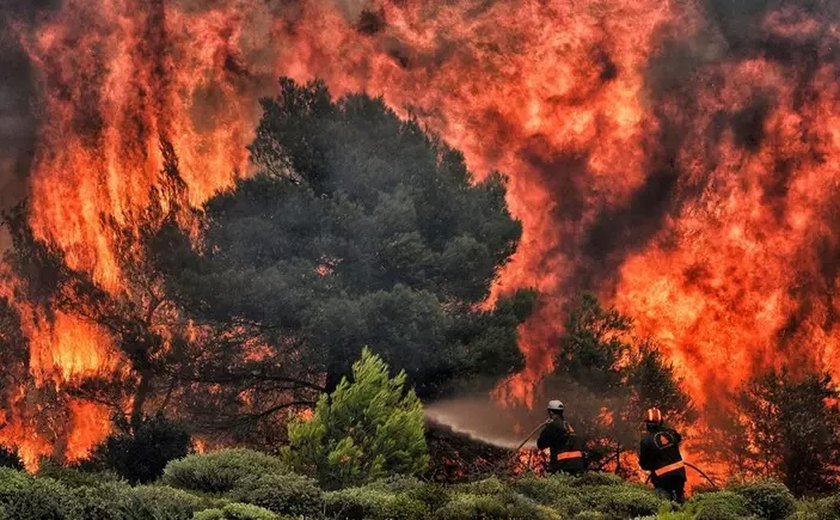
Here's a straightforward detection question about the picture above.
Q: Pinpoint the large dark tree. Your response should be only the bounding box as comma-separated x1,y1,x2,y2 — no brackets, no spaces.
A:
163,78,533,397
0,78,532,449
734,370,840,496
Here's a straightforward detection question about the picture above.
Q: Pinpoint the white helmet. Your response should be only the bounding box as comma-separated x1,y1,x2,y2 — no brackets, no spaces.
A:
547,400,565,413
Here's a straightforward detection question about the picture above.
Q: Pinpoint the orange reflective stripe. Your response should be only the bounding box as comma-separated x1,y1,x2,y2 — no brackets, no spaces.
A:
654,461,685,476
555,451,584,461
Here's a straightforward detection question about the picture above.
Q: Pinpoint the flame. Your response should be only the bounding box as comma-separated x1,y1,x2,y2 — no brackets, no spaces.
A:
3,0,840,470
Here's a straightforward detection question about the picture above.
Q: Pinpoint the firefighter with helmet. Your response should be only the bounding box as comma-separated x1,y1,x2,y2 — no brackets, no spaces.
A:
639,407,686,503
536,400,586,475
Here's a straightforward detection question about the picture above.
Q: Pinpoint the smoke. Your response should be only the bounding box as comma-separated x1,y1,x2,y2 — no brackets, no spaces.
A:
0,3,38,220
0,0,63,252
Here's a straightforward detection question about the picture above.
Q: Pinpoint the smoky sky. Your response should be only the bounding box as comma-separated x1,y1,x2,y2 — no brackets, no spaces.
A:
569,0,840,303
0,1,50,212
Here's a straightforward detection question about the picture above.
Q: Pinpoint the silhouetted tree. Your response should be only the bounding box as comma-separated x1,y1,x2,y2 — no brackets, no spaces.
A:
548,293,694,471
164,78,533,397
0,446,23,470
735,370,840,496
88,413,191,484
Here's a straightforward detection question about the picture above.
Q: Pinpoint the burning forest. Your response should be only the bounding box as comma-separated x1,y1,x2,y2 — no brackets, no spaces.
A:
1,0,840,508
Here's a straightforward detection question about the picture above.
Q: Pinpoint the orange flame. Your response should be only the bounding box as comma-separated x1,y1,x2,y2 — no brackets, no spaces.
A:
3,0,840,470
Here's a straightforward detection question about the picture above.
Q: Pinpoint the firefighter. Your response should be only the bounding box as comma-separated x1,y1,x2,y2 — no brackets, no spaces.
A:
639,407,686,503
536,400,586,475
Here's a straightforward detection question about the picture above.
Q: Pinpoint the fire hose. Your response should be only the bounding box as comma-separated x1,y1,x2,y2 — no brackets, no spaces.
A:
644,461,719,489
513,419,551,453
499,419,550,471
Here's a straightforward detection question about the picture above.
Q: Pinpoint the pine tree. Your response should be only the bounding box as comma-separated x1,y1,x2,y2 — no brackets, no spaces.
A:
284,347,428,488
736,370,840,495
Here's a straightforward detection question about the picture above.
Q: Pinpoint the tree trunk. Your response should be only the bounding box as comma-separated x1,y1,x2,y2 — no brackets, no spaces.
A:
131,370,152,427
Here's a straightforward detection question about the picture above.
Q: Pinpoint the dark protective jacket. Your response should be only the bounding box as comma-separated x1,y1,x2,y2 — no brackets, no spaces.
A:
639,426,686,487
536,418,586,474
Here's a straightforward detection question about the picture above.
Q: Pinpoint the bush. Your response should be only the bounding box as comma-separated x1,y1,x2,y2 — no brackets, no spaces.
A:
582,485,667,518
730,480,796,520
435,493,507,520
792,495,840,520
392,481,450,511
194,511,225,520
0,467,32,499
163,449,287,493
231,473,322,516
686,491,753,520
121,485,208,520
572,472,625,488
435,491,560,520
0,447,23,470
512,473,577,505
69,481,133,520
366,476,449,511
0,475,73,520
193,503,279,520
637,514,691,520
67,480,213,520
93,414,191,484
571,513,610,520
455,476,510,496
284,348,428,488
37,461,119,489
324,486,429,520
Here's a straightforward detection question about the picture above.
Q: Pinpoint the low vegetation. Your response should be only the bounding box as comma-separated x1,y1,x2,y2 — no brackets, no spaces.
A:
0,458,823,520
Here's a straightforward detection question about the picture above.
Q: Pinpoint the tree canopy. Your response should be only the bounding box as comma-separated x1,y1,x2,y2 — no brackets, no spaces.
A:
733,370,840,496
163,78,533,396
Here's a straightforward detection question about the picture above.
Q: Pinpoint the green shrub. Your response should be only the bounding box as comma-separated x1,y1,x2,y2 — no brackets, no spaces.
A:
637,513,692,520
37,462,116,489
511,474,587,516
730,480,796,520
435,491,561,520
193,503,279,520
163,449,287,493
367,476,449,511
194,511,225,520
324,486,429,520
0,467,32,500
231,473,322,516
571,513,609,520
792,495,840,520
435,493,507,520
512,473,577,505
0,476,73,520
69,481,133,520
455,476,510,496
284,348,428,488
572,472,625,488
583,485,667,518
120,484,208,520
686,491,753,520
92,414,191,484
374,475,426,492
